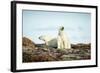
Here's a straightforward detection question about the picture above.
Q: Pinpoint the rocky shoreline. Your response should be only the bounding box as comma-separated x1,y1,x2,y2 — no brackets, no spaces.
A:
22,37,91,63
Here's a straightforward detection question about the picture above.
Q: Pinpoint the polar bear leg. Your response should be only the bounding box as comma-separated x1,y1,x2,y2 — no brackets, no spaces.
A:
60,36,70,49
64,40,71,49
45,41,49,46
60,41,63,49
57,36,60,49
57,36,65,49
57,36,62,49
67,40,71,49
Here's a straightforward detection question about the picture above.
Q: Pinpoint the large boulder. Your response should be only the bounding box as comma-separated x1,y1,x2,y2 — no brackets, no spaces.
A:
22,37,36,52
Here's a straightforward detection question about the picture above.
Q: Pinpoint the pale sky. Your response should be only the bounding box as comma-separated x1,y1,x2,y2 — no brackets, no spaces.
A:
22,10,91,44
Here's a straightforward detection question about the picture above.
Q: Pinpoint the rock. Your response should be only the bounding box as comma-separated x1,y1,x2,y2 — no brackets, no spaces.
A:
57,49,74,55
71,43,91,49
23,48,60,62
22,37,36,52
22,39,91,62
60,55,76,61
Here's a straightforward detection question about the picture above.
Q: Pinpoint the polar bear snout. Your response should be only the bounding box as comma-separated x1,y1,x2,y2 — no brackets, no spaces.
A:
39,36,44,41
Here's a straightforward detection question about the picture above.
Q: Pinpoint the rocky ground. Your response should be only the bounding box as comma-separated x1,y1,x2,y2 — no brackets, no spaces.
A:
22,37,91,63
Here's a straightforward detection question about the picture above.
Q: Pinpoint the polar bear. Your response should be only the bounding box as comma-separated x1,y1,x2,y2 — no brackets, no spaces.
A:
39,35,57,48
39,26,71,49
57,26,71,49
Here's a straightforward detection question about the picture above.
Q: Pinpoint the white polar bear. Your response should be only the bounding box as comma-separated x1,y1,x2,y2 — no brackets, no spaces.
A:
57,26,71,49
39,35,57,48
39,26,71,49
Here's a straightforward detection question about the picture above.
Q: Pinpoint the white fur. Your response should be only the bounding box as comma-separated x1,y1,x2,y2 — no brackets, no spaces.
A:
57,27,71,49
39,35,57,48
39,26,71,49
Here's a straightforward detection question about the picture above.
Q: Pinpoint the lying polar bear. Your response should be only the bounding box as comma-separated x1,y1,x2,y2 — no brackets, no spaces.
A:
39,35,57,48
39,26,71,49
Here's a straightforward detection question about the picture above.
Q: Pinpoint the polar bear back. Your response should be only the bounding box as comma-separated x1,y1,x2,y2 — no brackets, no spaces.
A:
48,38,57,48
39,35,57,48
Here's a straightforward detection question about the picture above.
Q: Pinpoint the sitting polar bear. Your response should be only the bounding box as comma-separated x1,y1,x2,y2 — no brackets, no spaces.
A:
39,26,71,49
57,26,71,49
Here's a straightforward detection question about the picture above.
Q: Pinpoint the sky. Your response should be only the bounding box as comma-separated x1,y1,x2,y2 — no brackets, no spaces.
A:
22,10,91,44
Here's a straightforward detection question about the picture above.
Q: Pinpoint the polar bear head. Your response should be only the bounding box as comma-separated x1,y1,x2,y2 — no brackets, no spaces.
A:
59,26,64,31
39,35,52,42
58,26,65,35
